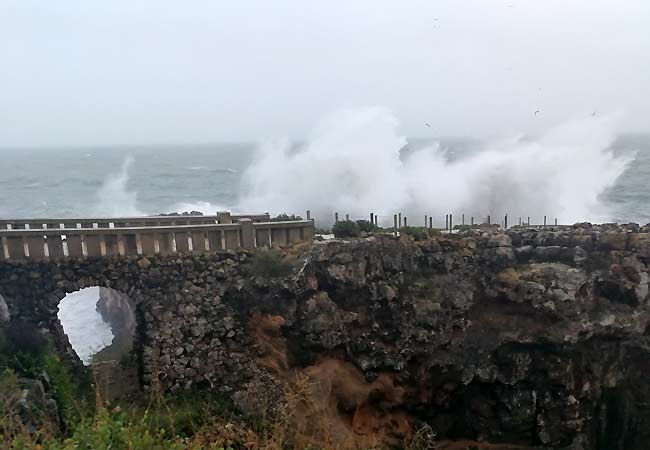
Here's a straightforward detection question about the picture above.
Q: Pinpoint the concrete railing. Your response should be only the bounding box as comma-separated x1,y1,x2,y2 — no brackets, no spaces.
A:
0,218,313,261
0,211,270,231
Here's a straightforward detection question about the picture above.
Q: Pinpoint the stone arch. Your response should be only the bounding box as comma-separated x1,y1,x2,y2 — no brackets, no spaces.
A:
0,259,147,394
57,286,137,366
0,251,250,398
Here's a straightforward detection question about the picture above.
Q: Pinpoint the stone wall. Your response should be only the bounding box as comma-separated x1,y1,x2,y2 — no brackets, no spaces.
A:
3,225,650,449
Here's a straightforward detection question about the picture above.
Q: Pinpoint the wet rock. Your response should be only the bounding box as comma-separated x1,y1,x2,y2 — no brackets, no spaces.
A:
0,293,10,323
487,234,512,248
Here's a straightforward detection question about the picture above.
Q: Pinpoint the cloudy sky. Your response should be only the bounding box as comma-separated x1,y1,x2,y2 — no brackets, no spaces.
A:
1,0,649,147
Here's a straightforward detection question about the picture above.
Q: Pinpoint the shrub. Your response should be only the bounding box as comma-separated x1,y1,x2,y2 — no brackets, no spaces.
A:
45,408,190,450
400,226,430,241
247,250,294,278
355,220,375,233
0,322,91,429
270,213,303,222
332,220,360,238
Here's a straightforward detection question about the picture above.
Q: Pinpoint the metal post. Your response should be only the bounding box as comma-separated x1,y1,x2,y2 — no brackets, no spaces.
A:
306,210,311,220
462,214,465,226
519,217,521,226
375,215,378,227
394,214,398,236
429,216,433,229
335,212,339,223
487,215,491,226
555,218,558,226
345,214,349,221
527,216,530,226
399,213,402,228
544,216,547,227
449,213,453,231
504,214,508,229
370,212,374,224
445,215,448,230
425,215,428,227
404,217,408,227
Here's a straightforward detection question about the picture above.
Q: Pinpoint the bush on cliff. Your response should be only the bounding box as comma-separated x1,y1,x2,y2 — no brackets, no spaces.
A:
355,219,376,233
400,226,430,241
332,220,360,238
271,213,303,222
0,321,91,432
247,250,294,278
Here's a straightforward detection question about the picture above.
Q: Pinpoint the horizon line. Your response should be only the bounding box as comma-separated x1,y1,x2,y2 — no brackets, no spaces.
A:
1,131,650,152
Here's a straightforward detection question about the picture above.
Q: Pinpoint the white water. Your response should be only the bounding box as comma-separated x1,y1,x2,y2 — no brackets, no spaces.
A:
57,287,113,365
240,107,632,226
94,156,144,217
169,201,230,215
90,107,632,226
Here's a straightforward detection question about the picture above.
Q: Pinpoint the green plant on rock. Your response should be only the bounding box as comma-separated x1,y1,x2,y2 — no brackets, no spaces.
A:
45,408,188,450
0,321,92,430
247,250,294,278
332,220,360,238
270,213,303,222
355,220,376,233
399,226,430,241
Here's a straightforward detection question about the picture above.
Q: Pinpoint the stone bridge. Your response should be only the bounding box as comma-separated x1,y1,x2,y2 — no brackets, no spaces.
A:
0,212,314,393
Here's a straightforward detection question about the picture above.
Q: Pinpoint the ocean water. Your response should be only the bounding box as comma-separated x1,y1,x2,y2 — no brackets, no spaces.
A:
1,109,648,226
56,287,113,364
0,143,253,218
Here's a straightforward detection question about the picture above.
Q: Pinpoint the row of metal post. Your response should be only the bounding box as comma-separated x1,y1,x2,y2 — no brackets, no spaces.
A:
329,211,560,232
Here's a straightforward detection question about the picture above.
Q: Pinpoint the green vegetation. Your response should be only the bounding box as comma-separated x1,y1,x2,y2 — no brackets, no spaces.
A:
0,304,435,450
355,220,376,233
332,220,360,237
270,213,303,222
0,322,91,427
246,249,295,278
399,226,430,241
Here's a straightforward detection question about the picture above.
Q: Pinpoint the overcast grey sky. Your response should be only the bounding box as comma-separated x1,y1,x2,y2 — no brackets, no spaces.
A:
1,0,649,147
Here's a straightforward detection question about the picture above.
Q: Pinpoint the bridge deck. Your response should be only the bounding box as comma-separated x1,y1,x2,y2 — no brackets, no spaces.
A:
0,215,314,261
0,211,270,230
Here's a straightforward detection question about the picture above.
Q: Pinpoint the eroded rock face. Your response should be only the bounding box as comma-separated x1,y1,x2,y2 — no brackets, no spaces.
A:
95,287,136,360
0,293,10,323
3,226,650,449
248,229,650,450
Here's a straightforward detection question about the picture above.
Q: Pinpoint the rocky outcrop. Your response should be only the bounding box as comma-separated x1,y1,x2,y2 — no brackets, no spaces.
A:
240,226,650,450
3,225,650,449
0,293,9,324
95,287,136,362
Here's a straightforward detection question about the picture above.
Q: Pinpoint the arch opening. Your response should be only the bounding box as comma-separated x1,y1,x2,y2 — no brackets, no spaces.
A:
57,286,136,366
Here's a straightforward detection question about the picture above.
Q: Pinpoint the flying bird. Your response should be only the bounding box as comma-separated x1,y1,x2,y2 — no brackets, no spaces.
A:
534,110,541,116
425,123,431,128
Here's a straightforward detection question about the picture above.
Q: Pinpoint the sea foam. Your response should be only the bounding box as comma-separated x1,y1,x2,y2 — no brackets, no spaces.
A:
239,107,631,226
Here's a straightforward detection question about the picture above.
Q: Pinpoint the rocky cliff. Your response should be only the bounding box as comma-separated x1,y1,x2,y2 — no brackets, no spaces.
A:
4,224,650,449
215,225,650,450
